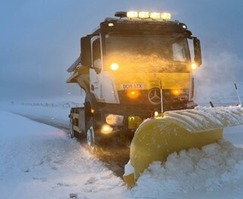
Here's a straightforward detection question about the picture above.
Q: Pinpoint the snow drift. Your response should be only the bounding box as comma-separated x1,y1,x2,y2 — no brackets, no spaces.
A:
131,140,243,199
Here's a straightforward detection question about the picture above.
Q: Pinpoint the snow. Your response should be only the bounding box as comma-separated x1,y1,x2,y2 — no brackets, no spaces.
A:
0,110,125,199
132,141,243,199
1,100,243,199
163,106,243,132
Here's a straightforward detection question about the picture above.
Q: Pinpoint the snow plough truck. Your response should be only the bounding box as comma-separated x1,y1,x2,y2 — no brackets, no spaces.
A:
67,11,243,186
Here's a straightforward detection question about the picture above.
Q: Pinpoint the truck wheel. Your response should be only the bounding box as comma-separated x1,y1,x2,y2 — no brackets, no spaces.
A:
86,120,97,153
69,117,75,138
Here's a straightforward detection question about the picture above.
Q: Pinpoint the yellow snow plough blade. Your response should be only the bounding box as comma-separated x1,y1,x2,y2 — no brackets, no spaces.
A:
123,106,243,187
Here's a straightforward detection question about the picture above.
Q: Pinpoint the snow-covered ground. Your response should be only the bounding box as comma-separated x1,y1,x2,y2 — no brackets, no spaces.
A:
0,110,125,199
1,93,243,199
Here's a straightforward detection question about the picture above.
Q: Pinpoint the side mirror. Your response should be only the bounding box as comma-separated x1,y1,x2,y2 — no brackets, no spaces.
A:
80,36,91,67
193,38,202,66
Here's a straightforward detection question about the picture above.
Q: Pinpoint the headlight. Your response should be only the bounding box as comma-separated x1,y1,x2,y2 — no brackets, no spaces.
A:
110,63,119,71
191,63,198,70
105,114,124,126
101,124,113,135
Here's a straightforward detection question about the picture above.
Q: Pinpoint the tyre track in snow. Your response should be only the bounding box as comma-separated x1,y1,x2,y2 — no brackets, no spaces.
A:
84,141,130,178
12,112,129,179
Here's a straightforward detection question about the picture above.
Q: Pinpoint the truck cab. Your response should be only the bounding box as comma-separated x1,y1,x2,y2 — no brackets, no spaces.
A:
67,11,202,146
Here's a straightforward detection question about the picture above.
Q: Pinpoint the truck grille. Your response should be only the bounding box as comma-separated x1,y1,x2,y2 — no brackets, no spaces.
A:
118,89,190,111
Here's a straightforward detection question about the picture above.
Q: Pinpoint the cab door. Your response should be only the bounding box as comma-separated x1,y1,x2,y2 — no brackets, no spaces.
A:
90,36,103,101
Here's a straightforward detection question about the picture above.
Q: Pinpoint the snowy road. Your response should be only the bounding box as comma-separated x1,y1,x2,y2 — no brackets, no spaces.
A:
0,110,127,199
6,102,130,179
1,101,243,199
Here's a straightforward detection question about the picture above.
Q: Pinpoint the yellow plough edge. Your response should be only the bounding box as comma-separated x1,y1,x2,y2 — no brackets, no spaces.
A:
123,106,243,187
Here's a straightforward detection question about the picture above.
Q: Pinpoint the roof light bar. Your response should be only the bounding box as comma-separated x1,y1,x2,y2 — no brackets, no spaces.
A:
126,11,138,18
138,11,150,19
125,11,172,20
150,12,161,19
161,12,172,21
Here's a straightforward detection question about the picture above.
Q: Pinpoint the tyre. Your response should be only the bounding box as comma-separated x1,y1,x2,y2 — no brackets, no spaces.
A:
69,117,75,138
86,118,97,153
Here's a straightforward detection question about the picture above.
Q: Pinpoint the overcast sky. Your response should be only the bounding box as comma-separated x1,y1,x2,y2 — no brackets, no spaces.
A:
1,0,243,100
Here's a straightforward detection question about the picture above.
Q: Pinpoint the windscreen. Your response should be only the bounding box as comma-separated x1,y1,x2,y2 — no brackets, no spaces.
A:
104,34,191,73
